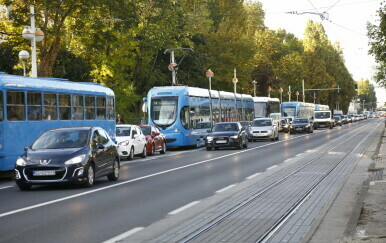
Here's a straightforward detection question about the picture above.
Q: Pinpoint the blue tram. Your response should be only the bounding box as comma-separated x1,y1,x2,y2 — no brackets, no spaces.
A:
281,102,316,120
145,86,254,147
0,73,115,171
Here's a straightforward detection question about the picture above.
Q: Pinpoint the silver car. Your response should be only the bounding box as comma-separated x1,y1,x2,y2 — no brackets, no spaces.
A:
249,118,279,141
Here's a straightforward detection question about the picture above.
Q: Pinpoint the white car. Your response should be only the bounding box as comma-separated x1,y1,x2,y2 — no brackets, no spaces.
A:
249,118,279,141
116,125,147,160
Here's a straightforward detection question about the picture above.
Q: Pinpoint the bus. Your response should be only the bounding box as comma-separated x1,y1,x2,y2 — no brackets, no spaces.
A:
0,72,115,172
145,86,254,147
252,97,281,118
281,102,316,120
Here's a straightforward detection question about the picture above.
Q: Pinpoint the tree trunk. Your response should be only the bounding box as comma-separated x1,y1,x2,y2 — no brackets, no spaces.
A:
38,36,61,77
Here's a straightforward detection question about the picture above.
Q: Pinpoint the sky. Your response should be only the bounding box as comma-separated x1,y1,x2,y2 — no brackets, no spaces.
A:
256,0,386,107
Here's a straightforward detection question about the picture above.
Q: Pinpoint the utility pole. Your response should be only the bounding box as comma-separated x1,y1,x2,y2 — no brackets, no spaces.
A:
164,48,193,86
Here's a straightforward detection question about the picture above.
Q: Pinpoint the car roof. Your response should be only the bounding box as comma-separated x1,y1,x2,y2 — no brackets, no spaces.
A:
46,126,95,132
253,118,271,121
116,124,136,128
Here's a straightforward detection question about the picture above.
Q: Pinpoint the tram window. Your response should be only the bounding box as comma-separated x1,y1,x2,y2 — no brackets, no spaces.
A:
7,91,25,121
0,91,3,122
27,92,42,121
44,93,57,120
72,95,84,120
59,94,71,120
107,97,114,120
85,96,95,120
97,97,106,120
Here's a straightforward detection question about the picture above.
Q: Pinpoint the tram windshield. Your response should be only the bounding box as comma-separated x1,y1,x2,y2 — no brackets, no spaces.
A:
151,96,178,126
283,106,296,117
254,102,267,117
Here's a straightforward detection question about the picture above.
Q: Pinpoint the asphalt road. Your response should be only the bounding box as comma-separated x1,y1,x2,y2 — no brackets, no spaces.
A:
0,119,375,243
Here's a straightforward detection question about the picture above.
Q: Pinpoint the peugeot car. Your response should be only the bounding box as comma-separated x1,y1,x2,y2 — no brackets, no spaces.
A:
15,127,120,190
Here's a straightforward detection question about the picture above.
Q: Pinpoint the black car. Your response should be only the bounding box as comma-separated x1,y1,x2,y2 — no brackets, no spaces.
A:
333,116,342,126
205,122,248,150
289,118,314,134
15,127,120,190
279,118,290,133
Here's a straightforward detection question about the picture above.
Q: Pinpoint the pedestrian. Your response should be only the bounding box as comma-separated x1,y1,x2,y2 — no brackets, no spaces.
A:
116,113,125,124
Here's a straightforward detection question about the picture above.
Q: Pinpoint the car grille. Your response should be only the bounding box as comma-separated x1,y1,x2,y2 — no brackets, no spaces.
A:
253,131,267,133
24,166,67,181
213,137,230,145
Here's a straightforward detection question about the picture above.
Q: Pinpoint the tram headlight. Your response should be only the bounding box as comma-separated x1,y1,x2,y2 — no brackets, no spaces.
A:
16,157,27,166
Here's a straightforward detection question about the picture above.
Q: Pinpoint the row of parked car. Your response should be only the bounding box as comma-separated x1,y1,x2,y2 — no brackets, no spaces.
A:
14,124,167,190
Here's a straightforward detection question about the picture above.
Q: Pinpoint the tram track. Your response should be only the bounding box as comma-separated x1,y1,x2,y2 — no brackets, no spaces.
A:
175,120,382,243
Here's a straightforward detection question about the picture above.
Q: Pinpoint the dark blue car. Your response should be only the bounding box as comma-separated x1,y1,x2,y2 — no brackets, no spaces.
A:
15,127,120,190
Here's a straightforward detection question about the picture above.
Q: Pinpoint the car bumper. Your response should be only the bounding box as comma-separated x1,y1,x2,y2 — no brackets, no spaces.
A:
15,164,88,185
206,137,241,148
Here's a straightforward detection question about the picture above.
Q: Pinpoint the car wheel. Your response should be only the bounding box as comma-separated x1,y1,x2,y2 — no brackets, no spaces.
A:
16,182,32,191
128,147,134,160
237,139,243,149
206,147,212,151
84,164,95,187
243,139,248,148
107,159,119,181
149,143,155,156
160,142,166,154
140,145,147,158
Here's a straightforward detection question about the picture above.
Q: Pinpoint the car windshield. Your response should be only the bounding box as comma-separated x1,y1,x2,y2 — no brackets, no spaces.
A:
139,126,151,135
293,119,308,123
253,119,272,126
315,112,330,118
212,123,238,132
116,127,131,137
334,116,341,120
32,130,90,149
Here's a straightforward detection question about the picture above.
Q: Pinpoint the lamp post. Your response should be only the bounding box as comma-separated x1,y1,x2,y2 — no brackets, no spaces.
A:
252,80,257,97
206,69,214,126
267,86,272,98
295,91,299,102
363,100,365,111
18,50,30,76
232,68,238,121
22,5,44,78
278,87,283,103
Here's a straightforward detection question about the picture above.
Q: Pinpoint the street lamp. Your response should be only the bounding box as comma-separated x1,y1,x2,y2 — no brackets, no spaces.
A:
252,80,257,97
18,50,30,76
206,69,214,126
267,86,272,98
278,87,283,103
232,68,238,121
22,5,44,78
363,100,366,111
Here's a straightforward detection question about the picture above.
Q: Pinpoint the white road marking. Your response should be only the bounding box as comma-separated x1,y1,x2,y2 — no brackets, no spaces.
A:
267,165,277,170
216,184,236,193
0,185,13,190
283,159,292,163
0,123,366,218
246,173,261,180
296,153,304,157
168,201,200,215
102,227,144,243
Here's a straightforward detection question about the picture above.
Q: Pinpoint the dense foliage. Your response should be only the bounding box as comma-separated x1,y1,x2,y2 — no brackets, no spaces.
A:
0,0,358,118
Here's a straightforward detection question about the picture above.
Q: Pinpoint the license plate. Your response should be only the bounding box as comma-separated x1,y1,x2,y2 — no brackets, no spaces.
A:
296,128,303,130
33,170,56,176
216,140,227,144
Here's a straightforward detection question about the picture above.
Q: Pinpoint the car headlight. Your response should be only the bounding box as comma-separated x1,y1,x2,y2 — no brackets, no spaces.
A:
230,135,238,139
16,157,27,166
119,140,129,146
207,136,213,141
65,154,86,165
172,128,180,132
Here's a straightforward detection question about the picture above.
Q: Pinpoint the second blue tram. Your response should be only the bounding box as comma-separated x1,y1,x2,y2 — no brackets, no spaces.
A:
146,86,254,147
0,72,115,172
281,102,316,120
